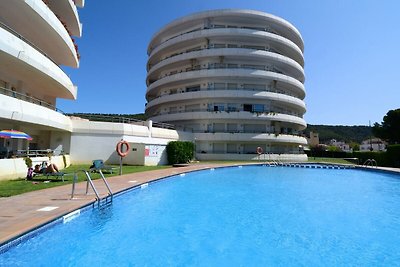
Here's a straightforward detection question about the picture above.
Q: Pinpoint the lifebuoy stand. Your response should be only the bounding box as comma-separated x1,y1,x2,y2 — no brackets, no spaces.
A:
116,140,130,175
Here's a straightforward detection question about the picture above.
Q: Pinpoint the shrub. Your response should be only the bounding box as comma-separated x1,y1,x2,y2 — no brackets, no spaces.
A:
353,151,387,166
386,145,400,168
24,157,32,168
166,141,194,164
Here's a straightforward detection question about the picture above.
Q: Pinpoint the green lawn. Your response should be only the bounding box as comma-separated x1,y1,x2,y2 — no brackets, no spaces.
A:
0,164,170,197
306,157,355,164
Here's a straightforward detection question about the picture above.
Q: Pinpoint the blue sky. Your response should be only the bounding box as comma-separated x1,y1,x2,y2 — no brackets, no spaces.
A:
58,0,400,126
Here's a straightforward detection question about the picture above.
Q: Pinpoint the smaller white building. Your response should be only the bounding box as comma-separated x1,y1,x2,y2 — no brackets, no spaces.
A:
329,139,352,152
360,138,386,152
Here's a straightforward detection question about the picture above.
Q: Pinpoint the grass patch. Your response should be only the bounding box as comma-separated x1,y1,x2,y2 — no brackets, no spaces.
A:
307,157,354,164
0,164,170,198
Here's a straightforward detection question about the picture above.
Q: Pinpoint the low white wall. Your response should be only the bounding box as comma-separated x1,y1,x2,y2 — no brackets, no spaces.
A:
69,119,193,165
0,155,70,181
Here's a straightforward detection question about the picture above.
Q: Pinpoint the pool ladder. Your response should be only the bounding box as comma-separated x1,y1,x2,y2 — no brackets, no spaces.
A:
363,159,378,168
71,170,113,207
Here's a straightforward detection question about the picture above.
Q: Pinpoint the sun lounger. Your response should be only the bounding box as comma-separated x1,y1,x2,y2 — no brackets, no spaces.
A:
90,159,119,174
32,171,66,182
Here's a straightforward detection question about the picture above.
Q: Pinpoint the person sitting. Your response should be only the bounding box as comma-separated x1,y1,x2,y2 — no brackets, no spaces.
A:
45,162,59,174
34,164,42,174
34,162,59,174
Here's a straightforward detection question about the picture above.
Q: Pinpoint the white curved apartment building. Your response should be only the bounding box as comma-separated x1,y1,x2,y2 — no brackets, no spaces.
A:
146,9,308,160
0,0,84,156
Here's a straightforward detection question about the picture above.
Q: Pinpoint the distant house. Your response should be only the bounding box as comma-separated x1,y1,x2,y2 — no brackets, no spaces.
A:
360,138,387,152
307,131,320,147
329,139,352,152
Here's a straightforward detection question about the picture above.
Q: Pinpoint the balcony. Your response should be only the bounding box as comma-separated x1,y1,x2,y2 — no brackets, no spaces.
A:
0,27,77,100
149,110,307,129
147,48,304,85
193,132,308,144
148,28,304,67
0,0,78,67
146,69,305,100
146,88,306,114
44,0,82,37
0,92,72,131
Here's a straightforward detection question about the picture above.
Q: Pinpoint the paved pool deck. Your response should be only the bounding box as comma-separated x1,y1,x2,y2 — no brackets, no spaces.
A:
0,163,399,246
0,163,236,246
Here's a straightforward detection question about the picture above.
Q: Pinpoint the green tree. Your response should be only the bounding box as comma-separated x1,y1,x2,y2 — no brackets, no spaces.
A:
350,142,360,151
327,145,341,152
373,108,400,144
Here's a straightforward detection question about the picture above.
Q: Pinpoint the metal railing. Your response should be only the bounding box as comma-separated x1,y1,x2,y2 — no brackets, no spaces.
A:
149,64,285,85
363,159,378,168
157,45,284,64
161,25,280,47
67,113,175,130
154,108,301,118
0,86,64,113
149,87,300,100
71,170,113,206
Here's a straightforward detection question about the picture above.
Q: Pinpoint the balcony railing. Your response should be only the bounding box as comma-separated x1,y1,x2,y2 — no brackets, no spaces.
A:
161,24,280,47
152,108,302,118
155,45,284,66
149,63,285,85
0,21,60,68
0,86,64,113
149,87,299,102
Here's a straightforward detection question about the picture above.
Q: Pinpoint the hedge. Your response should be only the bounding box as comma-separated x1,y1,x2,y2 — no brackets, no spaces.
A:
306,144,400,167
386,145,400,167
166,141,194,165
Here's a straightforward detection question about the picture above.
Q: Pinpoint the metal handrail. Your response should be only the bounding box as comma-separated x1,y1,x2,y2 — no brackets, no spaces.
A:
97,170,113,198
71,170,113,206
363,159,377,168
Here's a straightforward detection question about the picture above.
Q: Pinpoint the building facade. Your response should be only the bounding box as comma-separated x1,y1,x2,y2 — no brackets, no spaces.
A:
360,138,387,152
0,0,84,157
145,9,308,160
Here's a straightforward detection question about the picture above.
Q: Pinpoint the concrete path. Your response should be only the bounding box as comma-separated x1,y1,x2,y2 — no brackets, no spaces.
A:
0,163,234,245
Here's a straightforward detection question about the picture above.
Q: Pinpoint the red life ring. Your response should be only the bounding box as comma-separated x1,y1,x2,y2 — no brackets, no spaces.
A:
116,140,130,157
256,146,263,155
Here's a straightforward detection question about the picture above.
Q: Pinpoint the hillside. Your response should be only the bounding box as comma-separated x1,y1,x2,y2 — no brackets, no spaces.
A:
304,125,372,144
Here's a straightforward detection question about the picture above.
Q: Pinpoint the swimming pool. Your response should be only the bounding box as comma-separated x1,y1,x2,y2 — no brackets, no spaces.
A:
1,165,400,266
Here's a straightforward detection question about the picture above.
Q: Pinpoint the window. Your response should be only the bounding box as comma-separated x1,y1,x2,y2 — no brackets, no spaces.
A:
253,104,264,112
243,104,252,112
214,83,225,90
227,144,237,153
227,83,237,89
227,103,238,111
186,85,200,92
213,104,224,111
227,123,237,132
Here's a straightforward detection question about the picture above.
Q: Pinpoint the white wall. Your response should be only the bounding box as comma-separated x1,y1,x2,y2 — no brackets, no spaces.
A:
69,119,193,165
0,155,70,181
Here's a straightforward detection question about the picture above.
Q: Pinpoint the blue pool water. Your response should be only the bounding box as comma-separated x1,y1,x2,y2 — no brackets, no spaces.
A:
1,166,400,266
